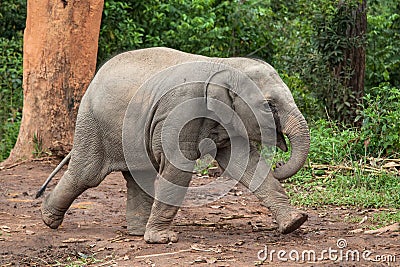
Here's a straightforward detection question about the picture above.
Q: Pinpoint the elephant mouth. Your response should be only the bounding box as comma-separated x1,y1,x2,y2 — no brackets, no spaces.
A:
276,131,288,152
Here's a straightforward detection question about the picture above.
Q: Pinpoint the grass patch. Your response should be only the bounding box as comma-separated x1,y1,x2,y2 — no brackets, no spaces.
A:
54,253,113,267
371,210,400,227
342,209,400,229
287,169,400,209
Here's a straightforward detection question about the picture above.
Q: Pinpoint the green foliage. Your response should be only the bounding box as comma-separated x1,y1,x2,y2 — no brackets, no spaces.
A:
273,0,367,124
366,3,400,87
309,119,360,165
358,84,400,156
371,210,400,228
98,0,275,64
0,35,23,161
54,252,104,266
0,0,26,39
98,1,144,64
194,154,215,175
0,0,25,161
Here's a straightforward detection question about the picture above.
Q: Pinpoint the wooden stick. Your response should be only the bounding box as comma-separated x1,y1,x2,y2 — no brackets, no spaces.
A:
135,249,192,259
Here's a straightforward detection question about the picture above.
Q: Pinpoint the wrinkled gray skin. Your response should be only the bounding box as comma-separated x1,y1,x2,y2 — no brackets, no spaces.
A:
41,47,310,243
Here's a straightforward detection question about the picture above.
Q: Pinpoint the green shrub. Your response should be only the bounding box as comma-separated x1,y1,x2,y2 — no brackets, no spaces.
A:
280,72,325,121
308,119,360,165
98,1,144,64
98,0,275,63
0,35,23,161
0,0,26,39
366,2,400,88
358,83,400,157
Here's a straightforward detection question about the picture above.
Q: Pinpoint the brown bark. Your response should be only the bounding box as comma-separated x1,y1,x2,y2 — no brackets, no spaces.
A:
7,0,104,162
334,0,367,126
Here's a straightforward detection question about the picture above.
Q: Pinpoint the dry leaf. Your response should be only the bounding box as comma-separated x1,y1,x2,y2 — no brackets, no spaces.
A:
235,240,245,246
193,257,207,264
1,226,11,233
383,162,400,168
220,214,251,220
358,216,368,225
71,201,94,209
25,230,35,235
348,228,364,234
207,257,218,264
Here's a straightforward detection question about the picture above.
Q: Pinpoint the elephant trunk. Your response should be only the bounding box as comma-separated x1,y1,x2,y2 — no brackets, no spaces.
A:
273,109,310,180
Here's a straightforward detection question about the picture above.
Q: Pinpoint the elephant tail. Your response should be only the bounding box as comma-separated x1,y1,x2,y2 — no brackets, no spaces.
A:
35,151,72,198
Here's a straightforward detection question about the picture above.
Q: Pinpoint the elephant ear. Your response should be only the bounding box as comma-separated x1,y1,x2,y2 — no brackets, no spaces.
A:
204,70,235,124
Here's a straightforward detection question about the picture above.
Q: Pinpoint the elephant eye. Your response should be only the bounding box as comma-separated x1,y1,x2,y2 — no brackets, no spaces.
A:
263,102,272,112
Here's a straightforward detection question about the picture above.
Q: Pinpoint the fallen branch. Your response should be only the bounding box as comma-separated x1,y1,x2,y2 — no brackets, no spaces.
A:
135,244,220,259
220,214,252,221
349,223,400,235
364,223,400,235
135,249,192,259
94,260,117,267
0,157,54,170
176,221,228,227
61,238,89,243
310,162,399,175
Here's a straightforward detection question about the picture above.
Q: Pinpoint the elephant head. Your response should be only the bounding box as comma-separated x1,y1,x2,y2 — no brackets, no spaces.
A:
204,60,310,180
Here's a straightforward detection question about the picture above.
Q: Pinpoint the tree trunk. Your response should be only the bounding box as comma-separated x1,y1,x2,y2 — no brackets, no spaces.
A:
334,0,367,126
7,0,103,162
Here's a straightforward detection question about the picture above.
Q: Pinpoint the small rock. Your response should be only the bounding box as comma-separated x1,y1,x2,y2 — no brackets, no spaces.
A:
25,230,35,235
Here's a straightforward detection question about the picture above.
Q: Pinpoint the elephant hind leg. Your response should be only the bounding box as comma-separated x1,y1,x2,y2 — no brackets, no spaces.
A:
41,164,110,229
41,122,110,229
122,171,155,236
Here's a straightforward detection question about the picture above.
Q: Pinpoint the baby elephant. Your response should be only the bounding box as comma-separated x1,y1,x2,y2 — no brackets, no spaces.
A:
37,47,310,243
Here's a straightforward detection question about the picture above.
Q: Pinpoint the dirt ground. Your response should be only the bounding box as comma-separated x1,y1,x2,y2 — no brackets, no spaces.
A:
0,161,399,266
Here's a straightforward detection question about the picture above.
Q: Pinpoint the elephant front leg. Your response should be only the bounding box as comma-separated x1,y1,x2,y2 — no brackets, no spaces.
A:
257,178,308,234
123,171,154,236
144,161,192,244
216,142,307,234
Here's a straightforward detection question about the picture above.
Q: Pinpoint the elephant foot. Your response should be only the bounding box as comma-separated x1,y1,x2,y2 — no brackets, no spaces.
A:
276,210,308,234
41,203,65,229
127,219,147,236
144,229,178,244
127,227,146,236
126,212,150,236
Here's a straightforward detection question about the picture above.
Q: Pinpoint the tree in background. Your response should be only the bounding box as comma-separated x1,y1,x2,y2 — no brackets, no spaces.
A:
273,0,368,126
320,0,367,126
6,0,104,162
